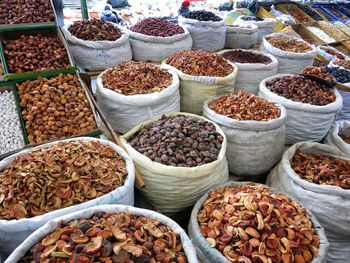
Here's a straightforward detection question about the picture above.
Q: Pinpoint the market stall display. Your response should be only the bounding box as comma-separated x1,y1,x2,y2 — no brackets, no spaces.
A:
317,46,347,62
224,24,258,49
297,5,324,21
334,21,350,37
317,21,348,42
325,120,350,156
96,61,180,134
306,26,336,44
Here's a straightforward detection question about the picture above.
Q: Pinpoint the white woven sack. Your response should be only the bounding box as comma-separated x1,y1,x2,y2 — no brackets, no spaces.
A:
6,205,198,263
96,66,180,134
178,16,226,51
259,74,343,145
267,142,350,263
120,112,229,214
188,181,329,263
317,46,349,62
218,49,278,94
325,120,350,156
225,24,258,49
161,61,238,115
0,137,135,257
128,27,192,62
234,17,277,43
62,25,132,71
260,33,317,74
203,98,286,177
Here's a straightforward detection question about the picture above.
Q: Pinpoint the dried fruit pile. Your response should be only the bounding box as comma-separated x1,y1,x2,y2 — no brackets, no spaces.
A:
17,74,97,144
335,59,350,70
288,9,309,23
4,34,70,73
0,0,55,24
130,18,184,37
68,19,122,41
102,62,172,95
318,21,348,40
266,36,313,53
166,50,233,77
322,66,350,83
322,47,346,60
209,91,281,121
339,131,350,144
183,10,222,22
302,66,334,82
221,50,272,65
129,115,223,167
0,140,128,220
298,5,323,21
292,150,350,189
198,183,320,262
265,75,336,106
19,212,187,262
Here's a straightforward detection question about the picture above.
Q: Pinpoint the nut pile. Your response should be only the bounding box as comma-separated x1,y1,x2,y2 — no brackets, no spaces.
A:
322,66,350,83
292,150,350,189
0,140,128,220
306,26,335,44
0,0,55,24
20,212,187,263
166,50,233,77
318,21,348,40
335,59,350,70
130,18,184,37
298,5,323,21
302,66,334,82
0,90,25,155
209,90,281,121
222,50,272,65
17,74,97,144
339,129,350,144
4,34,70,73
300,35,319,46
334,22,350,37
266,36,312,53
129,115,223,167
198,183,320,262
68,19,122,41
102,62,172,95
183,10,222,22
265,75,336,106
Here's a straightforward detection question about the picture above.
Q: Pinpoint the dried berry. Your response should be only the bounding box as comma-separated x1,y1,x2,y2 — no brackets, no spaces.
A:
17,74,97,144
166,50,233,77
128,115,223,167
266,35,312,53
0,140,128,220
102,62,172,95
183,10,222,22
322,66,350,83
222,50,272,64
198,183,320,262
302,66,334,82
265,75,336,106
68,19,122,41
130,18,184,37
209,90,281,121
292,150,350,189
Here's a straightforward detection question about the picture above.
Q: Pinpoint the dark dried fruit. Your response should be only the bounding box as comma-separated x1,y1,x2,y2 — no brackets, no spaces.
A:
130,18,184,37
183,10,222,22
222,50,272,64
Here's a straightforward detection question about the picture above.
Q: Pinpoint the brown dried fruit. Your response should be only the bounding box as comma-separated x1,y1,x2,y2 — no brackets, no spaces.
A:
339,128,350,144
266,35,312,53
302,66,334,82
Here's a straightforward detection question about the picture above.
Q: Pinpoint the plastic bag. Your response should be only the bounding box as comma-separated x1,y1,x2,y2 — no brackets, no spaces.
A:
96,66,180,134
0,137,135,257
120,113,229,214
62,25,132,71
325,120,350,156
128,27,192,62
259,74,343,145
267,142,350,262
225,24,258,49
269,5,297,25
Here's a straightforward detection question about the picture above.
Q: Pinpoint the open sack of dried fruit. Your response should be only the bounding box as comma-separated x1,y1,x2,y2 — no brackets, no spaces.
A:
325,120,350,156
163,50,238,115
62,20,132,71
267,142,350,262
0,137,135,257
179,10,226,51
203,91,286,178
121,113,228,214
259,74,342,144
128,18,192,62
96,62,180,134
260,34,317,74
6,205,198,263
224,24,258,49
188,182,329,263
219,49,278,94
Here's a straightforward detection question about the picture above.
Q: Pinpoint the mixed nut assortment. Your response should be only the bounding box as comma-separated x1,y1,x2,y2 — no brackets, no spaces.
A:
265,75,336,106
68,19,122,41
183,10,222,22
19,212,187,263
221,50,272,65
306,26,335,44
292,150,350,189
102,62,172,95
129,115,223,167
209,90,281,121
166,50,233,77
266,36,312,53
334,59,350,70
17,74,97,144
318,21,348,40
0,0,55,24
4,34,70,73
0,140,128,220
339,129,350,144
323,66,350,83
302,66,334,82
198,183,320,262
130,18,184,37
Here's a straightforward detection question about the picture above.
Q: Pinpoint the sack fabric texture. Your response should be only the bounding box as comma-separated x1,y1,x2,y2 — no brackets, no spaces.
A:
224,24,258,49
234,17,277,43
325,120,350,156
